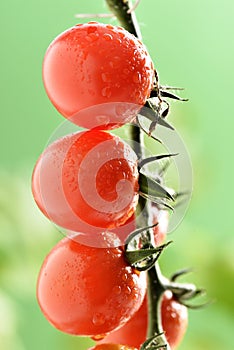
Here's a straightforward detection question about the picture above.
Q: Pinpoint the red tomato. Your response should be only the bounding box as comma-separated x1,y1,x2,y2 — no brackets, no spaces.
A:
99,291,188,349
88,344,137,350
32,130,139,234
37,236,146,336
43,22,154,129
151,206,169,246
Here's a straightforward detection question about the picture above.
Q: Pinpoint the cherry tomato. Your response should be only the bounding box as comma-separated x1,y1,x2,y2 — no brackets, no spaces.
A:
32,130,139,233
37,236,147,336
43,22,154,129
88,344,137,350
99,291,188,349
151,205,169,246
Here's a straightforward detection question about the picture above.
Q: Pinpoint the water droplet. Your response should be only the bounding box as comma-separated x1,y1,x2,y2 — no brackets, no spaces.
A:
87,25,97,34
113,285,122,295
125,286,132,295
101,73,111,83
118,32,125,39
92,313,105,326
101,86,112,98
122,273,128,282
133,72,142,84
106,24,114,30
85,35,93,42
86,33,99,42
96,114,110,126
91,334,107,341
103,33,113,41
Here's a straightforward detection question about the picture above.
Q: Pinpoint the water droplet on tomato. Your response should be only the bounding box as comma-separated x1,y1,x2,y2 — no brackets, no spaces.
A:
103,33,113,41
118,31,125,39
85,33,99,42
92,313,106,326
121,273,128,282
101,86,112,98
87,25,97,33
124,286,132,295
101,73,111,83
133,71,142,84
91,334,107,341
106,24,114,30
112,285,122,295
96,114,110,126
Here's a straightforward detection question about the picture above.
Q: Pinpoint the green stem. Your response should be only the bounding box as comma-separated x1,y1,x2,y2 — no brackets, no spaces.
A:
105,0,142,39
104,1,172,349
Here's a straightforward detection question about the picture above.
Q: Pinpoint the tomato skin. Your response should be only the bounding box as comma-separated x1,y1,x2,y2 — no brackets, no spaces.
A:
43,22,154,129
32,130,139,233
37,236,146,336
99,291,188,349
88,344,137,350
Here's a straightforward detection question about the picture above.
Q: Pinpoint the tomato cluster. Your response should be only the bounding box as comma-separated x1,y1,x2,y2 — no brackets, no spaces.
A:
33,20,188,350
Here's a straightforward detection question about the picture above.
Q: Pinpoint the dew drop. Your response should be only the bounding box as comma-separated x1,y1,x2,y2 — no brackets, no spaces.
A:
92,313,106,326
91,334,107,341
101,86,112,98
113,285,122,295
133,72,142,84
106,24,114,30
121,273,128,282
101,73,111,83
87,25,97,34
96,114,110,126
125,286,132,295
86,33,99,42
171,312,177,319
118,32,125,39
103,33,113,41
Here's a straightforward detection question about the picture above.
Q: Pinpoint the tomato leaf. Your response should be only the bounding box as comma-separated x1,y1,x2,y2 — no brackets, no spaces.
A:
125,241,172,271
138,153,178,170
139,172,175,201
139,105,175,131
160,90,189,101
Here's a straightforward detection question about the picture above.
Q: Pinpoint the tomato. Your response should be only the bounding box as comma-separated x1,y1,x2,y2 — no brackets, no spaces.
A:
43,22,154,129
99,291,188,349
151,205,169,246
88,344,137,350
37,236,147,336
32,130,139,234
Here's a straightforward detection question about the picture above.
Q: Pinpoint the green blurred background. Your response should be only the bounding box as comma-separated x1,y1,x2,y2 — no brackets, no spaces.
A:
0,0,233,349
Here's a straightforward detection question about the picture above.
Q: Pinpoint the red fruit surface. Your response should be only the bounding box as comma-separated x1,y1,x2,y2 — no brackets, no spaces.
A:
37,236,147,336
32,130,139,234
43,22,154,129
99,291,188,349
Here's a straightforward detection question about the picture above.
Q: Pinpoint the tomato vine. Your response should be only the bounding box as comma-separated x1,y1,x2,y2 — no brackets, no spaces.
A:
32,1,208,349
